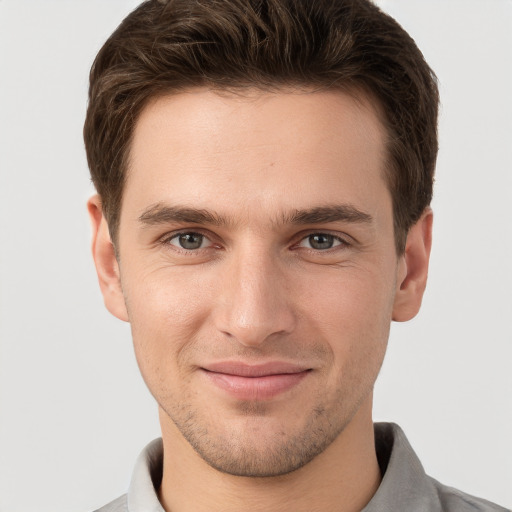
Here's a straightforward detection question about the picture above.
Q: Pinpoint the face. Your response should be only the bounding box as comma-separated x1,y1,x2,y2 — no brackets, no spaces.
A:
91,88,429,477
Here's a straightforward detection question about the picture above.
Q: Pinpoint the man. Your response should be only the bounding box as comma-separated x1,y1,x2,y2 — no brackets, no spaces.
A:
84,0,508,511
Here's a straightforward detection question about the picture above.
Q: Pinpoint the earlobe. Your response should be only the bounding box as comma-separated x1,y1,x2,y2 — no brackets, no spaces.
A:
87,195,129,322
392,208,433,322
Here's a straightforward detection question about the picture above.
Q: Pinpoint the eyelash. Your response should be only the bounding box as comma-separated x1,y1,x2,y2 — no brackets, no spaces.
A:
159,230,351,254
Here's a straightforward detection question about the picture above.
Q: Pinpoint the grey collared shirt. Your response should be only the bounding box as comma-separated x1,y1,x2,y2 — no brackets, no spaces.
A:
94,423,509,512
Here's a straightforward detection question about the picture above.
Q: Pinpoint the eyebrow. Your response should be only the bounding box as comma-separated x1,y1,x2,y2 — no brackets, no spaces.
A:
139,204,225,226
138,203,373,227
285,205,373,225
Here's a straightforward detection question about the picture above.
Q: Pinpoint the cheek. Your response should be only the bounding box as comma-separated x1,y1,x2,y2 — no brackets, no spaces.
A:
298,266,394,372
122,267,215,374
125,263,214,325
301,265,395,331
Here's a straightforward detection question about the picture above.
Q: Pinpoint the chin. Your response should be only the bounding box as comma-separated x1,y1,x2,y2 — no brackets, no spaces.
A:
167,402,349,478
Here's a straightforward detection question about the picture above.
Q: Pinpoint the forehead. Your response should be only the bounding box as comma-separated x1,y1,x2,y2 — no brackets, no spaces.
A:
124,88,389,225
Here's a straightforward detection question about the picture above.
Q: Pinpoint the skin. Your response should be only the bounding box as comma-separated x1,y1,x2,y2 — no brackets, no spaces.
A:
89,88,432,512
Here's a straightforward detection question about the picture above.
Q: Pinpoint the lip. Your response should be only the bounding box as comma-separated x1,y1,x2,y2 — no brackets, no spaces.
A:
200,362,311,400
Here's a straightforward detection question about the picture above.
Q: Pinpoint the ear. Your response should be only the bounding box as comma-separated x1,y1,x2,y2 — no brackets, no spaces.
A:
392,208,433,322
87,195,129,322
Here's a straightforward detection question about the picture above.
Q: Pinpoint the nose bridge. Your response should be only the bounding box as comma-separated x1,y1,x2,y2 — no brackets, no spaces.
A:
215,242,295,346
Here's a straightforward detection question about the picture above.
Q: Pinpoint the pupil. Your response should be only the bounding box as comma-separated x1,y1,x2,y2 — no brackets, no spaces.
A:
310,234,333,250
179,233,202,249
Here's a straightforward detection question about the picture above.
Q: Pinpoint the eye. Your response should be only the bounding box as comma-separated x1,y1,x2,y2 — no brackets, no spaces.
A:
298,233,344,250
167,232,211,250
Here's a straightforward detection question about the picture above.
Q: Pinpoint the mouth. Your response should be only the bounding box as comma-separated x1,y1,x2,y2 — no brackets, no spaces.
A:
200,361,312,400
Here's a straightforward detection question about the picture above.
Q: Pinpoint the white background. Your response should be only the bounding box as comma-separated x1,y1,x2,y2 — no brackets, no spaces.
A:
0,1,511,511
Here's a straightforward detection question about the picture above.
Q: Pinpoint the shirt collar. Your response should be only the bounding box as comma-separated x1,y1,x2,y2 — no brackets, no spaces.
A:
363,422,442,512
126,423,440,512
127,437,165,512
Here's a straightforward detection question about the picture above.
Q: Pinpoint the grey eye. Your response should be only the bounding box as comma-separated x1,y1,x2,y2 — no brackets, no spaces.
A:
169,232,207,250
299,233,342,250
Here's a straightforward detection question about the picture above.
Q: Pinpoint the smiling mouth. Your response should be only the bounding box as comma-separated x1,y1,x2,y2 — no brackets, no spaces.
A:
200,362,312,400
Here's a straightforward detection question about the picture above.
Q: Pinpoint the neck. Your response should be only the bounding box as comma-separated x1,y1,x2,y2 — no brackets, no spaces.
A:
158,398,381,512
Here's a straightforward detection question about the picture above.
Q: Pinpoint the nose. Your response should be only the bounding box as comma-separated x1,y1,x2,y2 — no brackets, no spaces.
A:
213,246,297,347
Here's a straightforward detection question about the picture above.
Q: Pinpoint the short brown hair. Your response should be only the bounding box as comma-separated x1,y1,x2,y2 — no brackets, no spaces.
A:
84,0,439,253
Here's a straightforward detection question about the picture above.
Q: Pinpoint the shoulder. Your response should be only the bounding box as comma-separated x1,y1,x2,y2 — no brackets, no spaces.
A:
429,477,510,512
368,423,509,512
93,494,128,512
